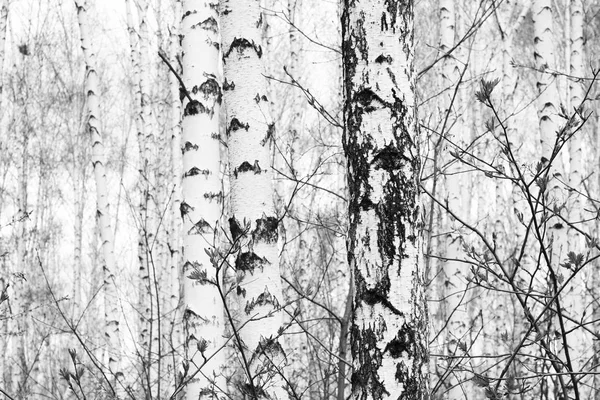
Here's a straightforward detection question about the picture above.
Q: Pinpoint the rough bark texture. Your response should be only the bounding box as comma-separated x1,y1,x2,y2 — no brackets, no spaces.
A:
74,0,122,385
181,0,226,398
342,0,429,398
221,0,288,398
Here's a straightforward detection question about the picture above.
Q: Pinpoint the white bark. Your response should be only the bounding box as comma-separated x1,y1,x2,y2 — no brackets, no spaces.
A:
0,0,7,100
221,0,288,397
74,0,122,386
343,0,428,398
439,2,470,398
533,0,560,161
181,0,226,398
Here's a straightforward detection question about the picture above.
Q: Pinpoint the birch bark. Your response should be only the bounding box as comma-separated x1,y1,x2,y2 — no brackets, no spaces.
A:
181,0,226,398
221,0,288,397
342,0,428,398
74,0,122,387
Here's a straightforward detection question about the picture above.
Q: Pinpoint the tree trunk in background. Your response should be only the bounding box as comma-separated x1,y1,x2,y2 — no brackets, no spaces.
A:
0,0,6,99
168,0,184,391
180,0,226,398
566,0,586,396
74,0,122,389
221,0,288,397
533,2,574,398
438,1,470,397
342,0,429,398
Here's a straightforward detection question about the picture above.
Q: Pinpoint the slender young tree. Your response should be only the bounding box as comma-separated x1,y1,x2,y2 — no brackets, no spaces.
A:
74,0,122,387
342,0,428,398
221,0,288,397
180,0,226,398
0,0,7,99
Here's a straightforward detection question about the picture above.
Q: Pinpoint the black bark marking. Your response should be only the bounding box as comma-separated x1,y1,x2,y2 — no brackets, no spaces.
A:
196,16,218,34
229,216,244,241
385,323,413,358
183,100,206,116
223,78,235,91
226,118,249,136
355,88,386,113
191,77,222,105
381,12,388,31
245,287,278,315
371,142,406,171
224,37,263,60
188,218,212,235
375,54,393,64
235,251,267,273
233,160,262,177
252,216,278,243
182,141,199,153
350,325,388,399
184,167,210,177
180,201,193,219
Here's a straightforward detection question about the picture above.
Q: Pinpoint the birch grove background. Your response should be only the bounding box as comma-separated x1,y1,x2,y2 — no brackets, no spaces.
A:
1,0,600,399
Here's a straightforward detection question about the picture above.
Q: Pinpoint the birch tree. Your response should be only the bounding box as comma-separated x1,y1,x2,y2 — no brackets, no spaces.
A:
74,0,122,387
180,0,226,398
342,0,428,398
221,0,288,397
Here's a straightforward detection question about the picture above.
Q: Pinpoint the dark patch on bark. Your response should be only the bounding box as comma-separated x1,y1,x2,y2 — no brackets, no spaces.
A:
196,16,218,34
233,160,262,177
245,287,278,314
375,54,393,64
355,88,384,112
381,12,388,31
188,218,212,235
372,142,407,171
204,192,223,202
350,324,388,399
226,118,249,136
235,251,267,273
192,76,222,105
255,336,285,360
183,167,210,177
385,323,414,358
183,100,206,116
179,201,193,219
223,78,235,91
224,37,263,60
181,141,199,153
229,216,244,241
252,216,278,243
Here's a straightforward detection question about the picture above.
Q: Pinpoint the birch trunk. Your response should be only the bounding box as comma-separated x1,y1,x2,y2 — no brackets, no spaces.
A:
221,0,288,397
74,0,122,387
181,0,226,398
438,2,470,397
533,1,573,398
169,0,184,390
0,0,6,99
566,0,586,394
342,0,428,398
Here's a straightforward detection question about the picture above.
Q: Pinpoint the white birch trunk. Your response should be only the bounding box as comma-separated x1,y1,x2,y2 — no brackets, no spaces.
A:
221,0,288,397
169,0,184,390
439,4,467,398
0,0,7,100
343,0,428,398
74,0,122,389
181,0,226,398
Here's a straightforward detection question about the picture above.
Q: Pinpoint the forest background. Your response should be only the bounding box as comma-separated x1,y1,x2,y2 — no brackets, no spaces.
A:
1,0,600,399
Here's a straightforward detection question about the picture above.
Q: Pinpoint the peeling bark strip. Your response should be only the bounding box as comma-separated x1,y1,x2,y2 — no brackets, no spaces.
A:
181,0,226,398
221,0,288,398
342,0,429,399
